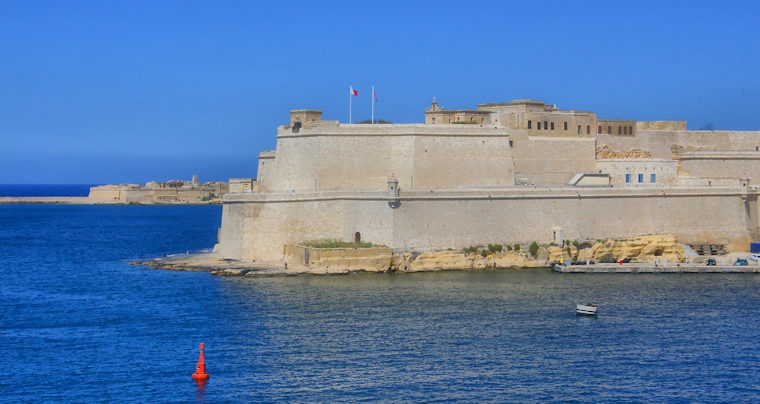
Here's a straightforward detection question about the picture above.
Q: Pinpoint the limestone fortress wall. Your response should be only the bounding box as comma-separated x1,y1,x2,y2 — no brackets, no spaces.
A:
218,187,754,262
215,99,760,263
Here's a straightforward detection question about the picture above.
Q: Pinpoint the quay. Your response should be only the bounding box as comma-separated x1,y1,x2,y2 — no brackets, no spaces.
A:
552,263,760,273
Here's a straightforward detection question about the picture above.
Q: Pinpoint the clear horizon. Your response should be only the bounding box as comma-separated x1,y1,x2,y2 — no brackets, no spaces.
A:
2,1,759,184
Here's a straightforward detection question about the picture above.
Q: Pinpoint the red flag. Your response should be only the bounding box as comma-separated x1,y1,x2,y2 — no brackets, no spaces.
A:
373,88,377,102
350,86,358,96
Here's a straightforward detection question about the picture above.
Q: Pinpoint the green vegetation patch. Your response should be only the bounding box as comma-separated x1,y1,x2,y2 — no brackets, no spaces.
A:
529,241,539,258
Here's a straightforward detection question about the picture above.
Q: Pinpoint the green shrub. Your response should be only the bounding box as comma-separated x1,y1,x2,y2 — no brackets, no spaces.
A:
529,241,539,257
514,244,521,252
357,119,392,124
488,244,503,253
463,246,479,255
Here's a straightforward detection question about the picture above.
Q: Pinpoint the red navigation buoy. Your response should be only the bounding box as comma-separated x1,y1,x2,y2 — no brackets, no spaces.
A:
192,343,210,382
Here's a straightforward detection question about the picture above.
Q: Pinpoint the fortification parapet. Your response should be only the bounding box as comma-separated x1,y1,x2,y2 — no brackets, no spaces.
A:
637,121,687,130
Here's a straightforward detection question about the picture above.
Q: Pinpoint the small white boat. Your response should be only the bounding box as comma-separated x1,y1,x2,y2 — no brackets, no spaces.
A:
576,303,598,316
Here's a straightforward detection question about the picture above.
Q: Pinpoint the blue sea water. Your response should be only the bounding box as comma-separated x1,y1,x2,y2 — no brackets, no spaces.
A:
0,184,98,197
2,202,760,402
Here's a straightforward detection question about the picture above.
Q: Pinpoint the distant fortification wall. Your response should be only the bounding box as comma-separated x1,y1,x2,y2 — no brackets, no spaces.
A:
89,182,228,204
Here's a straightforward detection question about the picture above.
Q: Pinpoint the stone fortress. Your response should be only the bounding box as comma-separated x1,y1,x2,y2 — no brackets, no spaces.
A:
214,98,760,267
89,175,228,204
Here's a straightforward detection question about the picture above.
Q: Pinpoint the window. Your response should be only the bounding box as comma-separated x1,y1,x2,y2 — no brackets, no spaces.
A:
598,126,602,134
538,122,542,130
577,125,581,134
586,125,590,134
625,173,631,183
638,173,644,183
651,173,656,183
564,122,568,131
544,121,548,130
528,120,532,129
608,126,612,134
551,122,555,130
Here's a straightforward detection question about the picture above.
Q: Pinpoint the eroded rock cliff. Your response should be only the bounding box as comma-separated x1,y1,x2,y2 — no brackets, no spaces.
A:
547,235,685,264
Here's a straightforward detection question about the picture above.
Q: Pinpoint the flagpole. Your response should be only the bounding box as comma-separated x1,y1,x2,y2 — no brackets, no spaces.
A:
371,85,374,124
349,85,352,124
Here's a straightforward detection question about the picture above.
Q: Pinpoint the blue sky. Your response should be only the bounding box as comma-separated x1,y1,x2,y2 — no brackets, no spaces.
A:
1,1,759,184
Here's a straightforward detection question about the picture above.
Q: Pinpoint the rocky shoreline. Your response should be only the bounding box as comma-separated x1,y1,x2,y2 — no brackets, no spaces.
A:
132,235,756,277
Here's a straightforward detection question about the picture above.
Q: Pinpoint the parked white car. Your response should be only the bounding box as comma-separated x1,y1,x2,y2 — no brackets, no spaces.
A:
751,253,760,261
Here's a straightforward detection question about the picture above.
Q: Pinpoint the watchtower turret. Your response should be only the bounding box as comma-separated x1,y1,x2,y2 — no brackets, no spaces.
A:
290,110,322,133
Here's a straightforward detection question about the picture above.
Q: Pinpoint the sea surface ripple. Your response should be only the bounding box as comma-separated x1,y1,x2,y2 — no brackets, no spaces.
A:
2,204,759,402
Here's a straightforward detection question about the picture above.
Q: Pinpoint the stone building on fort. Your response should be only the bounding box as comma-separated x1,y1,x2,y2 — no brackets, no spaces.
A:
215,98,760,264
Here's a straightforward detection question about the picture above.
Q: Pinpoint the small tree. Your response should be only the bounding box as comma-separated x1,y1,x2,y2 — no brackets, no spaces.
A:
514,244,521,252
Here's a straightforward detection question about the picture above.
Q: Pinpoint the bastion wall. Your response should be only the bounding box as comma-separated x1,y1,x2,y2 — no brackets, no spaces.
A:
217,187,755,262
218,192,393,261
508,130,597,185
267,122,515,192
677,151,760,180
598,130,760,160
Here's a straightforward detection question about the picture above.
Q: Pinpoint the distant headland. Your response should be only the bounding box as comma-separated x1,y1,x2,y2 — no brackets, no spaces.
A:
0,175,233,204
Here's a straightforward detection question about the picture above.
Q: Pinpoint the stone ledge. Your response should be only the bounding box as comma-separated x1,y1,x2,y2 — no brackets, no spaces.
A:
553,263,759,273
